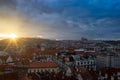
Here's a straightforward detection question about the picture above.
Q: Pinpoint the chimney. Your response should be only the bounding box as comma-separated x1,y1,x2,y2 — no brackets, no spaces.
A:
117,72,120,80
111,76,114,80
105,73,108,79
99,71,101,76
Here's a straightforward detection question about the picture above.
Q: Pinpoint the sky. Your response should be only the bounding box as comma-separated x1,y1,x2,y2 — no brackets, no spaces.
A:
0,0,120,40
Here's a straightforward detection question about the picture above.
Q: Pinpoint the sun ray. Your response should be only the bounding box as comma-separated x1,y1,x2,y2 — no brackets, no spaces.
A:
3,33,18,52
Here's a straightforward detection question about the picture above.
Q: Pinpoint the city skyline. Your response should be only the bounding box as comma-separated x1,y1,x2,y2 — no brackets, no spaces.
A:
0,0,120,40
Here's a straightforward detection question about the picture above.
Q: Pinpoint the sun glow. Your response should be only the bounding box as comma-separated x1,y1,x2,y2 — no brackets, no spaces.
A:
9,33,17,39
0,33,18,39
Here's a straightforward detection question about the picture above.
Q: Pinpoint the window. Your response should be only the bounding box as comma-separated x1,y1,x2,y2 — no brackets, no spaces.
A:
84,62,86,65
88,62,90,64
81,62,83,65
78,62,79,66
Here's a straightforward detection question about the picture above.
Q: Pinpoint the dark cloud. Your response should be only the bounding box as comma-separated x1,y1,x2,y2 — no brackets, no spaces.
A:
0,0,120,40
0,0,15,6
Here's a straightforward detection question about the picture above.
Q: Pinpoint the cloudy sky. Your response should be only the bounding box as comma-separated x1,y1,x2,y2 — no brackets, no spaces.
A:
0,0,120,40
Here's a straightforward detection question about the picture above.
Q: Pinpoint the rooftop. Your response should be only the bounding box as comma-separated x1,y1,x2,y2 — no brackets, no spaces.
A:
29,61,58,68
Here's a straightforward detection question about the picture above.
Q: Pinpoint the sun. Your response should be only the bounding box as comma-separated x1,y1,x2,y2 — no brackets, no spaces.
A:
9,33,17,39
0,33,18,40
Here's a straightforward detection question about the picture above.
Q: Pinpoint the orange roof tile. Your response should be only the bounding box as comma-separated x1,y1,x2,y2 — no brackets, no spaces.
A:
75,51,96,56
0,55,9,60
21,77,32,80
29,61,58,68
0,64,14,70
101,67,120,74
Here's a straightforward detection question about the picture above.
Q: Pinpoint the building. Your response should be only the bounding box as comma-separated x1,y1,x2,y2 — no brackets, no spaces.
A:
97,52,120,69
28,61,59,73
98,67,120,80
73,55,96,71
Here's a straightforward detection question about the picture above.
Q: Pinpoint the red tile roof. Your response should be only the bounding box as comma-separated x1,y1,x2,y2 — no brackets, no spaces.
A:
0,72,18,80
89,70,98,80
0,55,8,61
29,61,58,68
24,48,61,55
75,51,96,56
101,67,120,74
69,66,92,80
21,77,32,80
39,49,60,54
0,64,14,70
